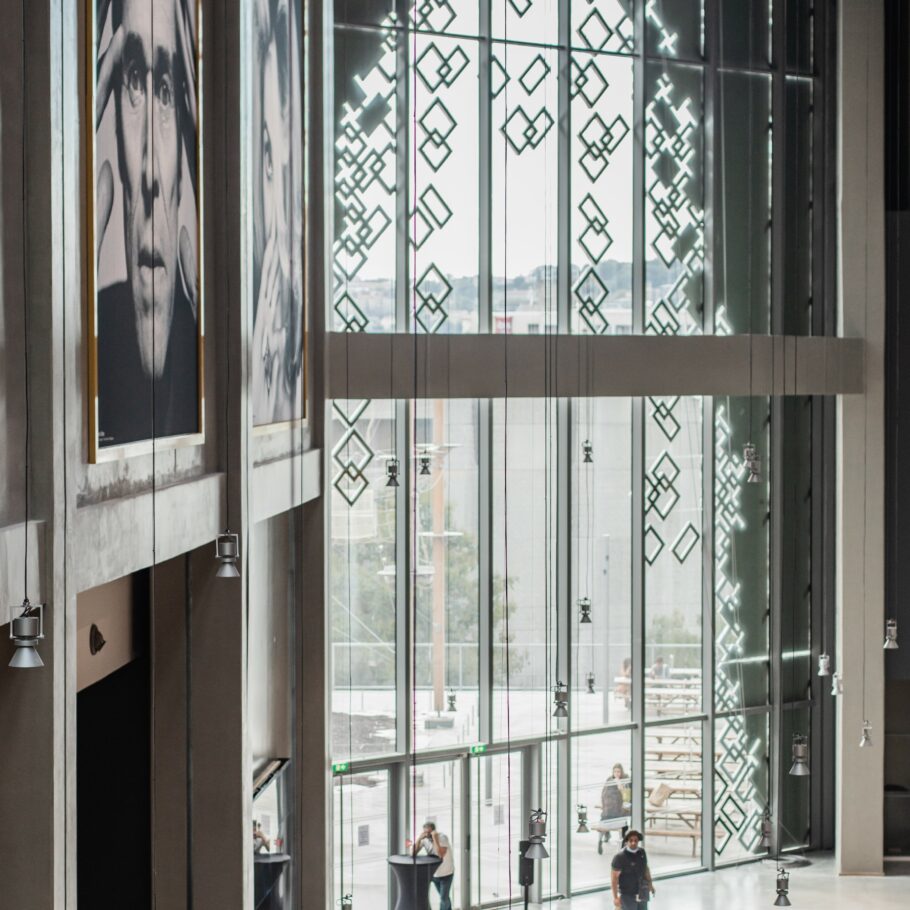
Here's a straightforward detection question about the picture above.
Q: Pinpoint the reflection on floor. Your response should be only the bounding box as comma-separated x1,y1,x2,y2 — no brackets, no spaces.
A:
563,855,910,910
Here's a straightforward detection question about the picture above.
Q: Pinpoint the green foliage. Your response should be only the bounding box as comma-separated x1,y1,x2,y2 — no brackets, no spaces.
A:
647,608,700,668
331,492,520,686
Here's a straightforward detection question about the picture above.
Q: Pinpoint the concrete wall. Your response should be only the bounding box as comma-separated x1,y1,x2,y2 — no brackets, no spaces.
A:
0,1,323,908
250,513,294,775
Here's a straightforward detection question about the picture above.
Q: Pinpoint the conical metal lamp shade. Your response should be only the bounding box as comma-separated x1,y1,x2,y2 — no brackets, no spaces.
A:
789,758,810,777
9,645,43,669
774,892,791,907
217,560,241,578
525,841,549,860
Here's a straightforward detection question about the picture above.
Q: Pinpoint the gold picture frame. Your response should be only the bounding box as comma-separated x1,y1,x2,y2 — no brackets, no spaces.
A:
86,0,205,463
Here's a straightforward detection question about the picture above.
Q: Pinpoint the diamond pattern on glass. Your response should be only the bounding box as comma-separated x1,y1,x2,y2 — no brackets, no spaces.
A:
649,396,682,441
416,42,469,91
502,106,554,155
415,265,452,333
419,98,457,171
578,113,630,182
573,269,610,335
672,522,700,564
571,58,609,108
412,0,457,32
332,400,375,506
519,54,551,95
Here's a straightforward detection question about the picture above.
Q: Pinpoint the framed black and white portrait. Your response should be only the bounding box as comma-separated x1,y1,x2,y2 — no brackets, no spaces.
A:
87,0,203,461
251,0,307,430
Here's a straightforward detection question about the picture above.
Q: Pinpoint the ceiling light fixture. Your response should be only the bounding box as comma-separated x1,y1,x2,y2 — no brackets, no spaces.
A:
788,734,810,777
385,457,400,488
525,809,549,859
773,868,791,907
552,681,568,718
8,599,44,669
743,442,761,483
215,530,240,578
576,805,589,834
578,596,592,624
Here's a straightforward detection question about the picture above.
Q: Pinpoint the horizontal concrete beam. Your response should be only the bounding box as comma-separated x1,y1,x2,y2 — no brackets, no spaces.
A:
73,473,224,592
251,448,322,524
328,333,865,400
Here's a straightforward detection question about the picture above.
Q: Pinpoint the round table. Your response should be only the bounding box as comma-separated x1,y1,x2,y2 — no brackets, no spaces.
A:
388,855,442,910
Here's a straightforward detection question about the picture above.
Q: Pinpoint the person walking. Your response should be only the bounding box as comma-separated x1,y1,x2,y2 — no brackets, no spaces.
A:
413,821,455,910
611,830,655,908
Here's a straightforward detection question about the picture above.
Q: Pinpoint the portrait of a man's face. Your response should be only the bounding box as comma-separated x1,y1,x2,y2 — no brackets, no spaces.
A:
251,0,305,428
89,0,202,458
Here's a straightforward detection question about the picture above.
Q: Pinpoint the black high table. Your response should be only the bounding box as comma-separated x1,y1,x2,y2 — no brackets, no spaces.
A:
388,855,441,910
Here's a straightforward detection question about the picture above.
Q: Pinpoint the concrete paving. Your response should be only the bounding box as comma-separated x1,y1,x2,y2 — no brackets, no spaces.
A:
562,855,910,910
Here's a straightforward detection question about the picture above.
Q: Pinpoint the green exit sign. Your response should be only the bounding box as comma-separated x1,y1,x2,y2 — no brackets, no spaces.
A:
332,761,350,774
469,744,487,755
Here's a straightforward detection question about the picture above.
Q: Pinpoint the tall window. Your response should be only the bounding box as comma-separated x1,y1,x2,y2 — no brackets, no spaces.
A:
330,1,827,905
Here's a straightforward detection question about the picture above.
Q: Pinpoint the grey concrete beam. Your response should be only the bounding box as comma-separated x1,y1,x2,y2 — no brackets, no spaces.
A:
327,332,864,400
73,473,224,593
251,448,322,524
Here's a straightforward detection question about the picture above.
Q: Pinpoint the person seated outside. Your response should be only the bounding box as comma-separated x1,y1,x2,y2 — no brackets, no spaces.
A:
596,763,632,855
649,655,669,679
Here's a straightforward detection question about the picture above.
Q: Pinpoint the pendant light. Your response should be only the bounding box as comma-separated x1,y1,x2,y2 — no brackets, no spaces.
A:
576,804,589,834
447,691,457,712
859,720,872,748
816,653,831,676
578,596,592,624
586,671,596,695
8,599,44,669
215,530,241,578
552,681,568,718
385,457,400,487
743,442,761,483
788,734,810,777
525,809,549,859
830,672,843,696
419,454,431,476
884,618,899,650
759,810,772,849
582,439,593,463
773,868,791,907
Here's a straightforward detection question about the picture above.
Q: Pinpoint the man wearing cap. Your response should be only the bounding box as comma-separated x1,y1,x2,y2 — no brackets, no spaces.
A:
611,830,655,908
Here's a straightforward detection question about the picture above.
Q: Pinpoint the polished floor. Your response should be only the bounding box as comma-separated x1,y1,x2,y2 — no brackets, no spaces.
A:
560,856,910,910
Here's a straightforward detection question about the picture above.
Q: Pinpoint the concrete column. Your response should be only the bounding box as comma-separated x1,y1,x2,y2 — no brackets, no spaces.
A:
836,0,886,875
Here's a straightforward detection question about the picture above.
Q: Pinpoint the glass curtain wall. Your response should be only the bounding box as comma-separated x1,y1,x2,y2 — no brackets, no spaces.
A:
329,0,826,906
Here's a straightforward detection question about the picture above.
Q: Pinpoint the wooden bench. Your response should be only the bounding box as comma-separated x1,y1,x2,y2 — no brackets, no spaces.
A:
589,816,631,855
642,826,700,856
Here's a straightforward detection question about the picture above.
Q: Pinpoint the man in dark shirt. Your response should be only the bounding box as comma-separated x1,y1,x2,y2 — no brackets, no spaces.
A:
611,830,655,908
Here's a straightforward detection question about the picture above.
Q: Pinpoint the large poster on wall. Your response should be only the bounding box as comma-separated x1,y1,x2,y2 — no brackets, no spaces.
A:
251,0,306,429
88,0,203,461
